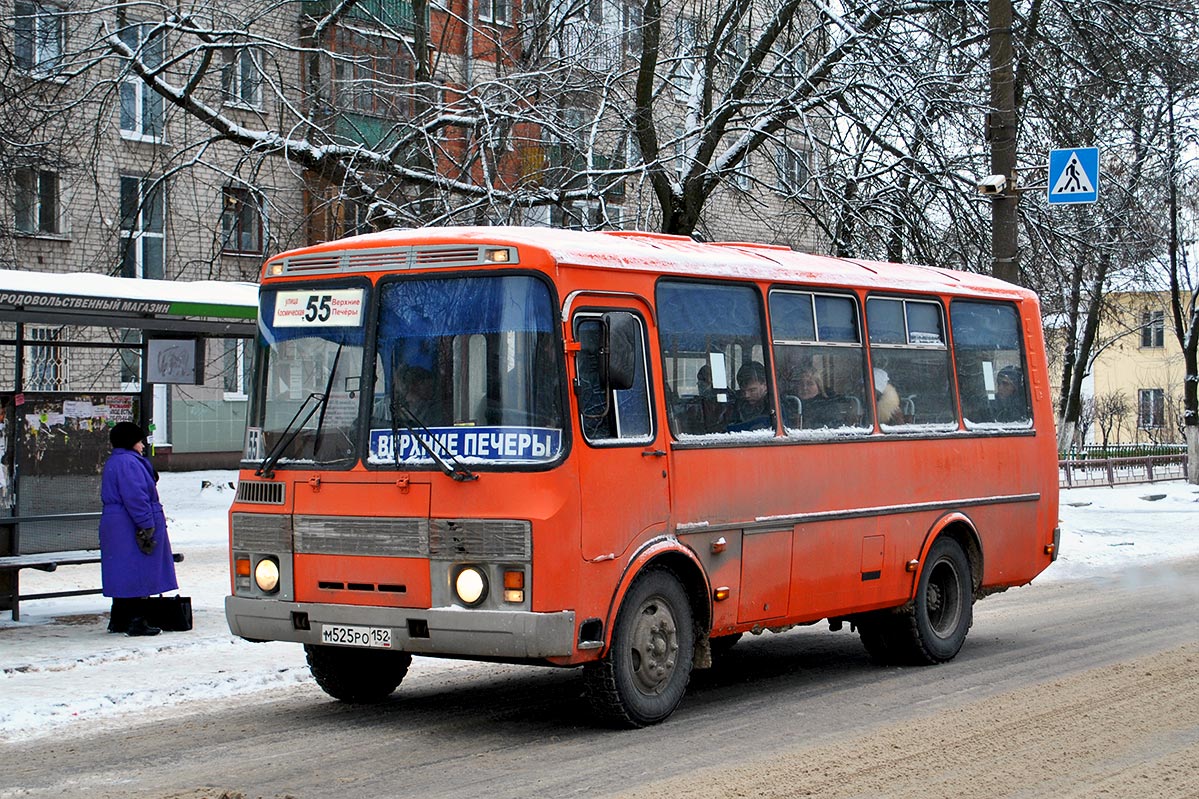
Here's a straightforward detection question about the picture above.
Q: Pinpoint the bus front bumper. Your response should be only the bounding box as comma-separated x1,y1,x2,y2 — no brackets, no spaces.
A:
225,596,576,659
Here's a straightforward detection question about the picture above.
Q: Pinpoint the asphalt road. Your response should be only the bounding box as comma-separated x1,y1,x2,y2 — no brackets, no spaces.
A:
4,556,1198,799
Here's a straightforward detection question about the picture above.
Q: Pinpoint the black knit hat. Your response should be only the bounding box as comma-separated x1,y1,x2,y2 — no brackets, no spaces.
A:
110,421,146,450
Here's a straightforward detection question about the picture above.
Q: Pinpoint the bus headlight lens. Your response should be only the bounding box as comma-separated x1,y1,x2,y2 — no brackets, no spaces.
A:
254,557,280,593
454,566,487,606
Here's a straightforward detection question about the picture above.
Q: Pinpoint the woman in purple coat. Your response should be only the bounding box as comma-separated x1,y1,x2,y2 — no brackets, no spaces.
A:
100,422,177,636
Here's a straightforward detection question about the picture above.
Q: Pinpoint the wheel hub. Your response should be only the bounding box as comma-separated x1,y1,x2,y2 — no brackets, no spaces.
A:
629,599,679,694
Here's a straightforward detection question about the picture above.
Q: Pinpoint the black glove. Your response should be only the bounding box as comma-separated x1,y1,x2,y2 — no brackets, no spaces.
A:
135,527,156,555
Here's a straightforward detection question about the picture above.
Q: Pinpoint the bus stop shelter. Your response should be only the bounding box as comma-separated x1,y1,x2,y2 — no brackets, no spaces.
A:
0,269,258,619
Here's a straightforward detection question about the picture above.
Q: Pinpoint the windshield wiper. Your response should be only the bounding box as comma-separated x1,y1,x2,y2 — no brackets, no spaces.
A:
256,391,328,478
388,390,478,482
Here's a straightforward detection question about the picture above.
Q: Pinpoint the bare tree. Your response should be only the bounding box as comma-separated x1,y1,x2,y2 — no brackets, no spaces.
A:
1093,390,1131,450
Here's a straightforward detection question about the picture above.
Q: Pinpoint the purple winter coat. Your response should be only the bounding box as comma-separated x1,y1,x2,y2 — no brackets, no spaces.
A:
99,447,178,598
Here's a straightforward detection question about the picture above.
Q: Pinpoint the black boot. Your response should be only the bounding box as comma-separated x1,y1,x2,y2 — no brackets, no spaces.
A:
125,617,161,637
108,597,137,633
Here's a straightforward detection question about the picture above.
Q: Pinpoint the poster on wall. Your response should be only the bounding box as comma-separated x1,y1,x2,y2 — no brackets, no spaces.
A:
19,393,142,477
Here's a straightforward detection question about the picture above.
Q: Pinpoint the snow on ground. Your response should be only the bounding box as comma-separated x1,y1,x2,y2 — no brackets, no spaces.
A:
1,472,1197,743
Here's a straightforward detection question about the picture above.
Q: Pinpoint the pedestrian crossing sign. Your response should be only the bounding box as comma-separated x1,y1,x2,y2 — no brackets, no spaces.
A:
1048,147,1099,205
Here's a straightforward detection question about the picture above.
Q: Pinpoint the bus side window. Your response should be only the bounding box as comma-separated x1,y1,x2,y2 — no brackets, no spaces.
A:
950,300,1032,428
657,280,771,438
866,297,957,430
573,312,653,444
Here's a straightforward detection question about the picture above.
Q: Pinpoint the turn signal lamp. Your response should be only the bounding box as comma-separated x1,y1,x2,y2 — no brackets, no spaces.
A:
503,569,525,603
235,558,252,577
713,586,731,602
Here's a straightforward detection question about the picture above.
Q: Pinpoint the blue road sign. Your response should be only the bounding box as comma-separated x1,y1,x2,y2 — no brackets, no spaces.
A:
1048,147,1099,205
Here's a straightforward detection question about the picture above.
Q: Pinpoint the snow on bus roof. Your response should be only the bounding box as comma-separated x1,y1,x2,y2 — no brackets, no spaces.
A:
275,226,1028,298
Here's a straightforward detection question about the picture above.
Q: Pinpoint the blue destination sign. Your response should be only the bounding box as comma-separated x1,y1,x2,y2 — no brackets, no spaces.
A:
369,426,562,463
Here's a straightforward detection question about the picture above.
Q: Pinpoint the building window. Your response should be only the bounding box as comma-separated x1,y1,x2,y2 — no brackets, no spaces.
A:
14,167,60,234
118,20,164,140
120,176,165,279
333,28,414,118
221,48,262,108
223,339,251,398
15,0,63,73
221,187,262,254
25,326,68,391
479,0,510,24
774,137,810,195
1138,388,1165,429
1141,310,1165,348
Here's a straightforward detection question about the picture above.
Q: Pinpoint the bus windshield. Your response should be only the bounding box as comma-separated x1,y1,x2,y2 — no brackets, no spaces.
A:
244,286,368,468
366,274,564,468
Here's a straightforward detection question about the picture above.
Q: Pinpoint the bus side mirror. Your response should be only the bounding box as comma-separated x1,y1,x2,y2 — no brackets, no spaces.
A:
602,312,638,392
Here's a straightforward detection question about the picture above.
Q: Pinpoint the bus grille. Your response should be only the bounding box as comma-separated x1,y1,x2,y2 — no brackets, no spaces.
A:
231,512,293,552
294,516,428,557
429,519,531,559
236,480,285,505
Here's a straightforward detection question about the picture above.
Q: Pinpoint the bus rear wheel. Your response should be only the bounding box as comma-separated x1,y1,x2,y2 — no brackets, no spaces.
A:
305,644,413,703
584,568,695,728
858,537,973,666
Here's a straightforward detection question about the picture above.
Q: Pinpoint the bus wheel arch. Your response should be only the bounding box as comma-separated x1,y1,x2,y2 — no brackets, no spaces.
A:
920,513,983,599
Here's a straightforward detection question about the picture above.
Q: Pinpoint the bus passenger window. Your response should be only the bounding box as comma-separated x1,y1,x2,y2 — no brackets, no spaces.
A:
573,312,653,444
657,281,772,438
771,290,872,436
866,298,957,431
950,300,1032,429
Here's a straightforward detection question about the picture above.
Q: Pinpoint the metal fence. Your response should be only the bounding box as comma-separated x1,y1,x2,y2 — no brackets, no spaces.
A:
1059,453,1190,488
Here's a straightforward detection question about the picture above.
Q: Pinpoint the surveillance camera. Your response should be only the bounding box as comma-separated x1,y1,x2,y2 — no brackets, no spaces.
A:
977,174,1008,195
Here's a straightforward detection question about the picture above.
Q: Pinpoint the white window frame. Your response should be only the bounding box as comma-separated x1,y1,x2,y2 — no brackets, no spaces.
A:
222,47,263,109
1141,310,1165,349
14,0,64,75
1138,388,1165,429
479,0,511,25
14,167,62,235
774,135,811,195
120,175,165,279
26,325,69,391
223,339,250,400
118,20,165,142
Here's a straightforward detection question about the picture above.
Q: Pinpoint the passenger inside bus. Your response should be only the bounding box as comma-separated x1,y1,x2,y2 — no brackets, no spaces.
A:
694,364,727,433
874,367,906,426
993,365,1028,422
727,361,773,432
793,367,845,429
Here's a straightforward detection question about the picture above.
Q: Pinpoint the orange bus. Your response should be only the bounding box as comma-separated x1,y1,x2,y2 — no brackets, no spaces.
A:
226,226,1060,727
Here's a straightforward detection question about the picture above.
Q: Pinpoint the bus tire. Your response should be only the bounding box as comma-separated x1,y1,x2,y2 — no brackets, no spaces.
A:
904,536,973,664
584,568,695,728
305,644,412,703
856,613,905,665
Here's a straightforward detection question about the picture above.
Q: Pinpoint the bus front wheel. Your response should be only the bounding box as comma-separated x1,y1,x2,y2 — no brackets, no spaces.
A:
584,568,695,728
305,644,412,703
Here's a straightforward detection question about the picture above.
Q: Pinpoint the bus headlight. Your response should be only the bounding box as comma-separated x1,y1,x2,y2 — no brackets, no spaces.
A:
254,557,280,593
454,566,488,607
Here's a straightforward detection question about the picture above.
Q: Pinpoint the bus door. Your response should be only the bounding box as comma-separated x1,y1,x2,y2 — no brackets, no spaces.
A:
569,300,671,561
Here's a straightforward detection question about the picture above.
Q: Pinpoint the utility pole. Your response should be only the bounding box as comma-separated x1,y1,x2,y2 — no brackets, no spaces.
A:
987,0,1020,285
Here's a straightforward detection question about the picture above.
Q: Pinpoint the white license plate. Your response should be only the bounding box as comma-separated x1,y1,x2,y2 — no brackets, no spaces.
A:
320,623,392,649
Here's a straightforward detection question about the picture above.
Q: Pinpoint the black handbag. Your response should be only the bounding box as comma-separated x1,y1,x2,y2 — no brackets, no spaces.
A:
142,595,193,631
